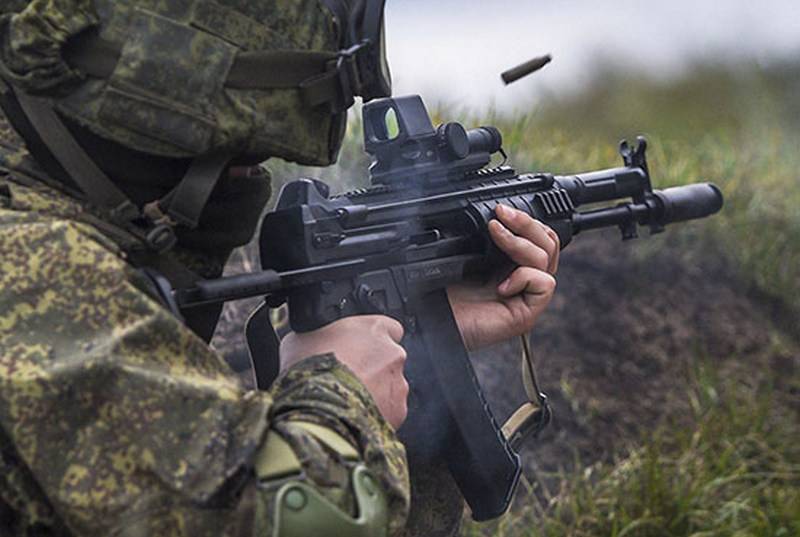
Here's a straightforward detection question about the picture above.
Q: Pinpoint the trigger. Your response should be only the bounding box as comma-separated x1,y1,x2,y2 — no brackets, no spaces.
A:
356,284,388,314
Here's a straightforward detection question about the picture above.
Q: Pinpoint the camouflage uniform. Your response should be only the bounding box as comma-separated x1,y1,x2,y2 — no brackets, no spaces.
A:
0,107,410,536
0,0,427,534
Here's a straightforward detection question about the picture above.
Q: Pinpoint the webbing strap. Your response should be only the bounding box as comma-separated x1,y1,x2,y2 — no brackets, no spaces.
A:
65,33,340,94
501,334,552,451
226,51,337,90
300,70,345,108
10,89,230,251
13,92,138,219
159,152,233,229
502,402,542,449
520,333,547,405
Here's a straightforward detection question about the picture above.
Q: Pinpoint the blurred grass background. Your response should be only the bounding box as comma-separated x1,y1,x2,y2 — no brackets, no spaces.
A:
232,61,800,536
463,364,799,537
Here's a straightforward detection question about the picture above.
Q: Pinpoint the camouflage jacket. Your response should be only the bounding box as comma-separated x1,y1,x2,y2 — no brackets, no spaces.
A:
0,113,410,536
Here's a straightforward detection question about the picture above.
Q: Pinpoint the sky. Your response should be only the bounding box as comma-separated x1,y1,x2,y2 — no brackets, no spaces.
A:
383,0,800,112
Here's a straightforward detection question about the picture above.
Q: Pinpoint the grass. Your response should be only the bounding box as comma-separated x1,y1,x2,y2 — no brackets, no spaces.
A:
463,360,800,537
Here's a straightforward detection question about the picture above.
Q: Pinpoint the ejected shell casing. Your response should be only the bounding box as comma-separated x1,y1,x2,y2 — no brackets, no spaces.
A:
501,54,552,85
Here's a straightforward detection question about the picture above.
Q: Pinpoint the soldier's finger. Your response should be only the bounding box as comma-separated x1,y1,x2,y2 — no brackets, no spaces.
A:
544,226,561,275
497,266,557,298
489,219,550,271
495,205,558,259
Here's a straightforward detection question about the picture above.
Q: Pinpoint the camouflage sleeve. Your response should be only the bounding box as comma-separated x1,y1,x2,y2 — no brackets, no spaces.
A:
0,197,409,535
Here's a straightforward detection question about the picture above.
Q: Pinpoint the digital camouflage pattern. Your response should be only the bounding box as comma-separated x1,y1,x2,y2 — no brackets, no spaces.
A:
0,0,345,165
0,111,410,536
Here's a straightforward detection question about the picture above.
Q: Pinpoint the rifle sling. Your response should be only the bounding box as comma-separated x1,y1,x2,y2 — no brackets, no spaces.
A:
156,153,233,229
501,334,551,451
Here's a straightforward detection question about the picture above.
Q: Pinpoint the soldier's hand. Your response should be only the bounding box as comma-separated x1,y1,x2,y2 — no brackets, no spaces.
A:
448,204,559,350
280,316,409,429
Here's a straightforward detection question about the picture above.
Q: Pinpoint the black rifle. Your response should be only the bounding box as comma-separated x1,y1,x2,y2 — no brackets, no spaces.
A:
175,95,723,521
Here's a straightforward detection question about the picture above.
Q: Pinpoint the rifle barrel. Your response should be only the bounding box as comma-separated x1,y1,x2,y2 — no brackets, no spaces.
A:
572,183,723,233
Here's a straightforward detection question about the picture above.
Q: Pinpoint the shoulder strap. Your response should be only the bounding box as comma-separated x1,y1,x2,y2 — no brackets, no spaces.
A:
154,152,233,229
13,92,139,220
1,84,238,253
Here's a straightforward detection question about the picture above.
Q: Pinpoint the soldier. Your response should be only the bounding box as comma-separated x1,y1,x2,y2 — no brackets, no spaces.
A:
0,1,558,536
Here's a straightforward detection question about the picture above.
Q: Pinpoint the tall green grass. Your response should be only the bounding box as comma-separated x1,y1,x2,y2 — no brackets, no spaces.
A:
463,358,800,537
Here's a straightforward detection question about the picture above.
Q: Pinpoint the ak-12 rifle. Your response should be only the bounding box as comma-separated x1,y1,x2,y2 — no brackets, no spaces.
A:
174,95,723,521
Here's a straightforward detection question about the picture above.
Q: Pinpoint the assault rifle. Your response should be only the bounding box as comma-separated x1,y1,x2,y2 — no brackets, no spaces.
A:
174,95,723,521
